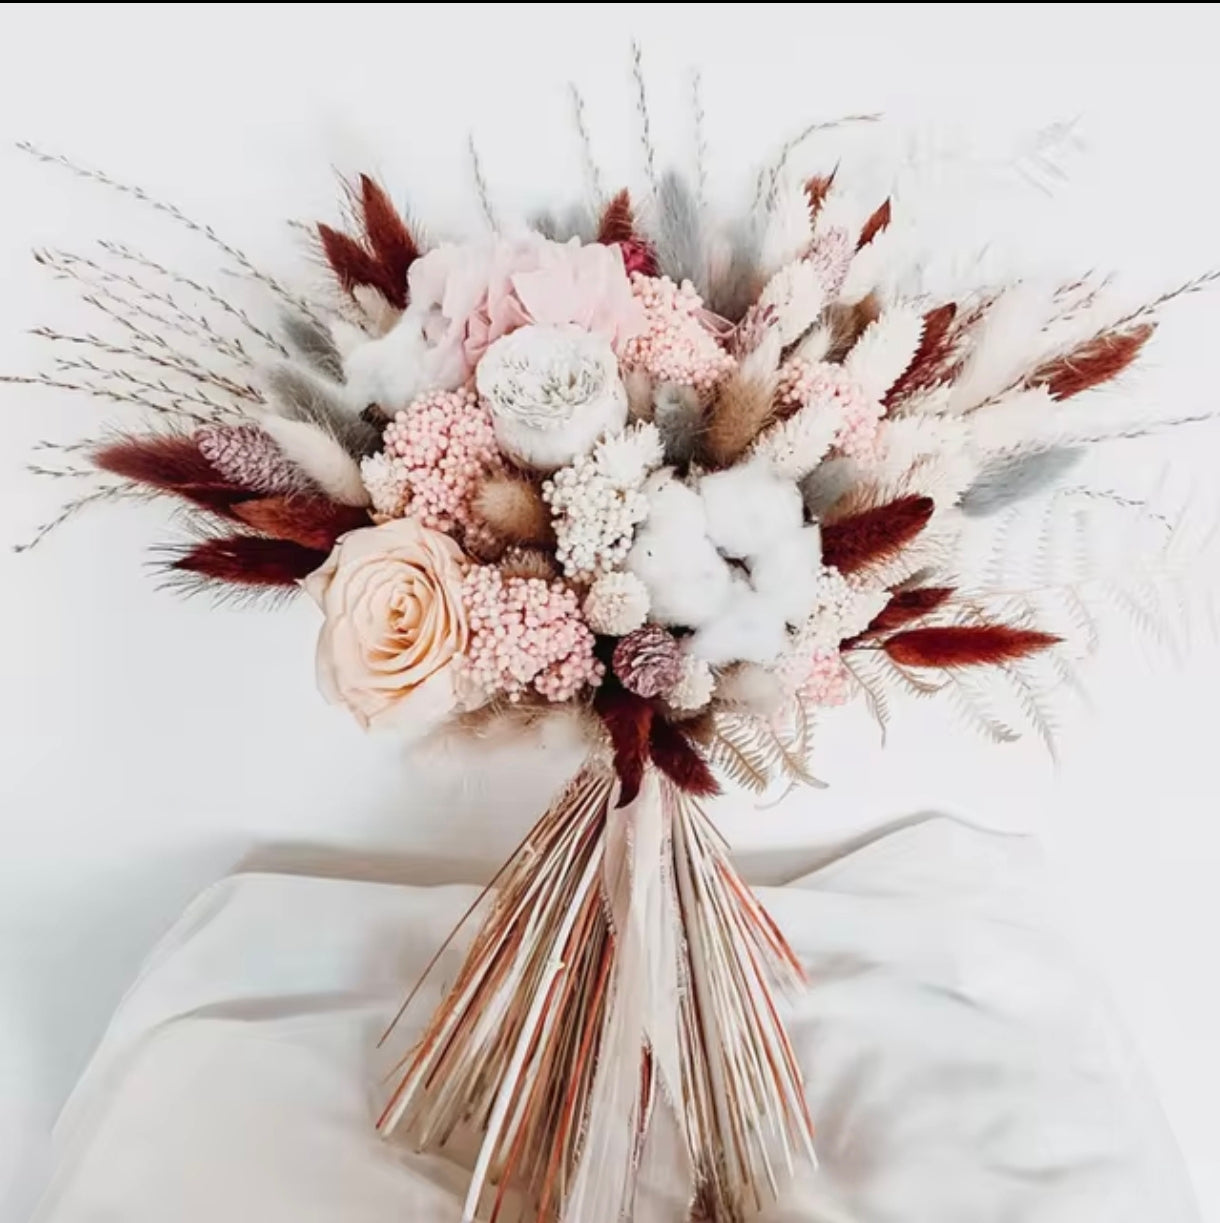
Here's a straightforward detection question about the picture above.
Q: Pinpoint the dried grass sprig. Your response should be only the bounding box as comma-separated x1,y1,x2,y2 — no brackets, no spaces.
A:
17,143,323,327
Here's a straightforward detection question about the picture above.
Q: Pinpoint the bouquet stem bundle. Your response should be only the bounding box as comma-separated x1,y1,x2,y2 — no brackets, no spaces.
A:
380,763,812,1221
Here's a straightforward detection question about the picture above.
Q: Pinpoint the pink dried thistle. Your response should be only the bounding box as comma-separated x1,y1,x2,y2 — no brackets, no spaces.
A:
619,273,736,396
612,624,682,698
379,388,501,535
460,565,604,704
194,424,302,495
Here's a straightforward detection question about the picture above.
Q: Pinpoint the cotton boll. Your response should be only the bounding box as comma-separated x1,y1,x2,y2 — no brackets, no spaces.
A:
642,469,707,534
690,585,790,665
700,461,803,559
749,526,824,624
343,312,465,412
627,524,734,628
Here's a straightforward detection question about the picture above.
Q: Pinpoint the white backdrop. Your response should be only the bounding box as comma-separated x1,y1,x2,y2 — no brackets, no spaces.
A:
2,4,1219,1220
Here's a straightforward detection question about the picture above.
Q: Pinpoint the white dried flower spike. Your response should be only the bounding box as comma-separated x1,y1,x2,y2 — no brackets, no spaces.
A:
594,422,664,491
668,652,715,712
583,570,650,636
477,324,628,471
544,455,649,580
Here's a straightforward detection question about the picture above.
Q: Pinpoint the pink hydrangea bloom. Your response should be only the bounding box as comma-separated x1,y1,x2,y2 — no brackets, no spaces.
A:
404,234,645,387
776,358,884,460
460,566,604,704
619,274,736,395
374,388,501,534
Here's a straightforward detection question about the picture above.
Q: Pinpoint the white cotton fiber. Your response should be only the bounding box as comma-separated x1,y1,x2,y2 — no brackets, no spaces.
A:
627,526,734,628
343,312,465,412
690,585,790,666
699,461,804,559
748,525,824,624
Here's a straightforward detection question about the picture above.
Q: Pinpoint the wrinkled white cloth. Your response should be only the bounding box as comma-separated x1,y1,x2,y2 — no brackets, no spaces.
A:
31,816,1198,1223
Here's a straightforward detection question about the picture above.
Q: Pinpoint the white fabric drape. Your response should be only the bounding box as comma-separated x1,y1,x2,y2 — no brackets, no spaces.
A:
32,816,1199,1223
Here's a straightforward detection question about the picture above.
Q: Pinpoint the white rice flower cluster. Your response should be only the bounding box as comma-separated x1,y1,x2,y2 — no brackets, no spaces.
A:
791,566,889,654
668,652,715,712
543,425,661,580
583,570,650,635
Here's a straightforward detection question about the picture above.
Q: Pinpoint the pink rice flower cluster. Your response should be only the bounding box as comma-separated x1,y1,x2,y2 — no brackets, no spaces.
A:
776,358,884,459
784,647,852,707
377,388,501,533
460,565,604,704
619,274,736,395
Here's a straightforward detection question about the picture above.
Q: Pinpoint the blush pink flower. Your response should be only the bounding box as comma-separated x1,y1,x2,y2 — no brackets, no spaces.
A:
405,234,645,387
304,518,469,734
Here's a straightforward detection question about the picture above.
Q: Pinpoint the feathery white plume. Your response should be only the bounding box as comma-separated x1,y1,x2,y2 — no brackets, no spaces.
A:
757,259,827,346
966,385,1058,452
946,283,1055,413
757,177,814,280
844,304,926,401
793,321,834,364
753,400,842,481
257,412,369,506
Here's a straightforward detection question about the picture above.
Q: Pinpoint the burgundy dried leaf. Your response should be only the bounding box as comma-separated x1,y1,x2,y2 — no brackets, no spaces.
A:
883,302,958,408
1029,324,1155,400
232,496,369,551
170,535,327,588
597,189,636,245
804,171,836,220
883,625,1061,668
358,174,416,308
649,717,720,798
821,495,935,575
593,683,654,807
92,434,246,516
857,198,892,250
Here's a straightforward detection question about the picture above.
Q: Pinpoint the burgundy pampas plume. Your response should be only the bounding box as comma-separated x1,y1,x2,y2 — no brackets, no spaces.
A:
92,434,246,516
358,174,418,298
232,496,369,551
857,198,892,250
1029,324,1155,400
473,475,555,547
597,189,637,244
883,302,958,408
317,225,395,303
597,188,658,276
862,585,955,636
883,625,1061,668
821,495,935,574
649,717,720,798
169,535,328,588
593,683,654,806
804,171,836,220
317,175,418,310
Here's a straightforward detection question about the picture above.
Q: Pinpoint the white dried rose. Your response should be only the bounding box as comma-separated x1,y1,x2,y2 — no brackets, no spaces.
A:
476,324,628,471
